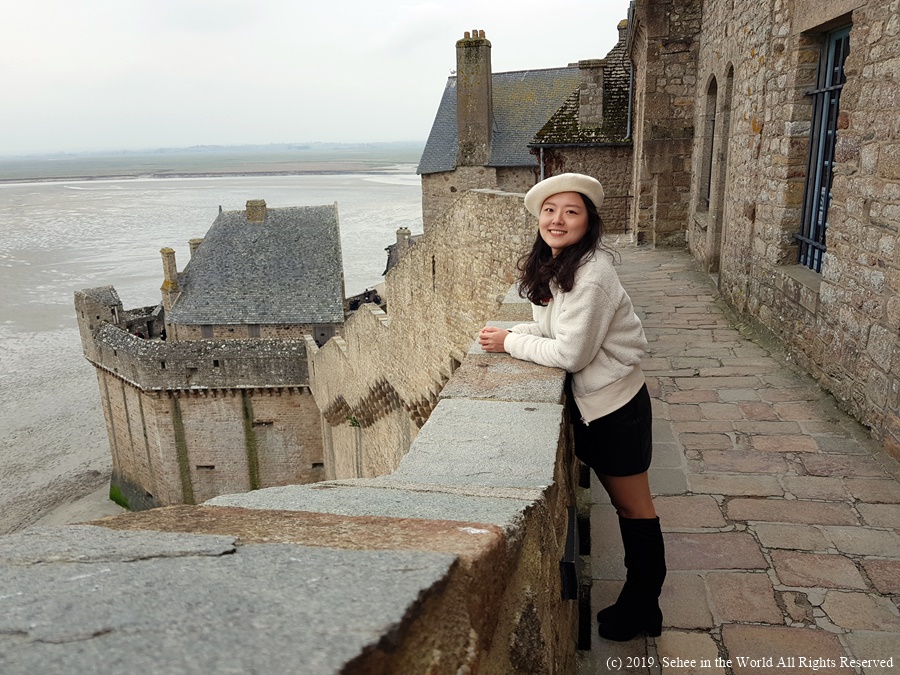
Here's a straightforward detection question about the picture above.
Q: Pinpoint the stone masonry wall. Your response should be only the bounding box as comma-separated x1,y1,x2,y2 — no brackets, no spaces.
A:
541,145,634,232
630,0,703,246
308,189,536,479
689,0,900,458
96,366,324,510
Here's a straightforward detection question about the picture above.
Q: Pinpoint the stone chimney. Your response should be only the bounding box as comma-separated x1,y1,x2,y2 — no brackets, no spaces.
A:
160,247,179,314
578,59,606,130
456,29,493,167
618,19,628,42
188,238,204,257
246,199,267,222
396,227,411,247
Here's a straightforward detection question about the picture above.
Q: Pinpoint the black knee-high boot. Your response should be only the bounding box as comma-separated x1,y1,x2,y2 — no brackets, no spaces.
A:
597,515,666,641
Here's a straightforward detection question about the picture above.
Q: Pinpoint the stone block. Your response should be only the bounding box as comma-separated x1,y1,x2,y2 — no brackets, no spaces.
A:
753,523,831,551
770,551,867,589
821,591,900,632
665,532,767,570
857,503,900,528
687,474,782,497
659,572,713,629
387,399,563,490
738,402,780,420
721,625,852,675
665,389,720,403
679,433,734,450
700,450,789,474
750,435,819,452
649,468,689,496
698,403,745,420
656,495,726,529
843,633,900,675
707,571,783,624
781,476,846,501
0,539,459,674
800,455,888,478
591,503,625,581
207,481,547,532
845,478,900,504
656,632,724,675
861,559,900,595
822,526,900,557
438,354,565,404
726,498,857,525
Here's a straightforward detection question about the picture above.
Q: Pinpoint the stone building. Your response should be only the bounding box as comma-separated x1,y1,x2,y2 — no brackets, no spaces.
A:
627,0,900,459
75,200,345,509
418,25,634,231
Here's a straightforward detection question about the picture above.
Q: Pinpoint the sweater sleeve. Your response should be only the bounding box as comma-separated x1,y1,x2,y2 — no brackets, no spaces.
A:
509,322,543,336
503,267,623,373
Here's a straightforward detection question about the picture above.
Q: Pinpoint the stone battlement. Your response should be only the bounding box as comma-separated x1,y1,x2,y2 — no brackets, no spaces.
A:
89,322,309,391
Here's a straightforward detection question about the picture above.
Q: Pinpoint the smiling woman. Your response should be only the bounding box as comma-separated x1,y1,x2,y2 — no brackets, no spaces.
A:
477,172,667,643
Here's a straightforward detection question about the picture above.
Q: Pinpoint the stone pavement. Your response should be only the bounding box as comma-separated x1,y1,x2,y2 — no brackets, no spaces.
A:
580,246,900,675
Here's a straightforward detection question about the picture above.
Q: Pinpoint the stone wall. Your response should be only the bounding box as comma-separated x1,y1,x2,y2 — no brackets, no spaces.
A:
172,323,336,343
96,367,323,510
685,0,900,458
540,145,634,232
629,0,703,246
76,292,325,507
308,189,536,479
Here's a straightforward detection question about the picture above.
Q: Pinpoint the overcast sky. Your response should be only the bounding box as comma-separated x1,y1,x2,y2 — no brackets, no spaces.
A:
2,0,632,156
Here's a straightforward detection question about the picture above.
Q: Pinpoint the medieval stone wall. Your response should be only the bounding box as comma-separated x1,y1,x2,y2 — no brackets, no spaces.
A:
630,0,703,246
95,366,324,509
541,145,634,232
309,189,536,479
685,0,900,458
172,323,326,342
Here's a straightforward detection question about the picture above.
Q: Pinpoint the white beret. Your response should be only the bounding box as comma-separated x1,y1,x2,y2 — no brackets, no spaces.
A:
523,173,605,217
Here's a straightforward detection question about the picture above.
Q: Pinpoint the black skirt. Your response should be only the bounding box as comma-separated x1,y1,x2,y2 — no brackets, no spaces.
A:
568,381,653,477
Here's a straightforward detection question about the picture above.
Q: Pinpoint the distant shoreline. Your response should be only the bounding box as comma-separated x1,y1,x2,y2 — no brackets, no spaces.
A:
0,166,419,186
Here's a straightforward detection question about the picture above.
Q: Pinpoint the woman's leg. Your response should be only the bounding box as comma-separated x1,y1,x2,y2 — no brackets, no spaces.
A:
598,472,656,519
596,471,666,641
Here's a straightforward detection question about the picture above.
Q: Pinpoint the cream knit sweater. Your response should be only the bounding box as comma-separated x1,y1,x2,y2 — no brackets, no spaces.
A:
503,249,648,423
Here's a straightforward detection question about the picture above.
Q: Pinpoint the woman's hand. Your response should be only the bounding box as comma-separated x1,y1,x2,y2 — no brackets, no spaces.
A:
478,326,510,353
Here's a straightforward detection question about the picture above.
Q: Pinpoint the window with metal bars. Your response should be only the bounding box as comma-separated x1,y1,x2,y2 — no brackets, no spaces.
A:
796,26,851,272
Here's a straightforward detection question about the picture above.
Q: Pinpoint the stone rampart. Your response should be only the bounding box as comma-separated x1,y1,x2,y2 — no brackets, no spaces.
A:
2,291,582,674
309,189,535,479
90,323,309,390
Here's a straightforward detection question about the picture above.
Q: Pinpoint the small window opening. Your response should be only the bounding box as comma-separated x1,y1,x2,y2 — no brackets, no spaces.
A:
213,359,220,368
201,325,213,338
160,361,167,369
312,462,325,469
248,325,261,338
797,26,851,272
196,465,215,470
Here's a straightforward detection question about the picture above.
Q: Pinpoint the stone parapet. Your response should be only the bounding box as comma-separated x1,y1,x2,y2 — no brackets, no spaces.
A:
308,189,535,479
0,290,579,674
88,322,309,391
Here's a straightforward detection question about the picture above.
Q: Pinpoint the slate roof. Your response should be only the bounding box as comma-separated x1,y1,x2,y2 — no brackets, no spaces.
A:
167,204,344,325
79,286,122,307
417,67,581,175
531,32,632,146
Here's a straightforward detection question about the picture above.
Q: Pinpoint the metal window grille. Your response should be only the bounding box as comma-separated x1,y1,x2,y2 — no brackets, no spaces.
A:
797,27,851,272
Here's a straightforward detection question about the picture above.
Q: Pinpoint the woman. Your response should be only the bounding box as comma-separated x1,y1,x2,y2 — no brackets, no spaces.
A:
478,173,666,642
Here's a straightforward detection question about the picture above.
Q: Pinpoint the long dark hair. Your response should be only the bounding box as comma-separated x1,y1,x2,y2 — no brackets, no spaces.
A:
517,192,605,305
